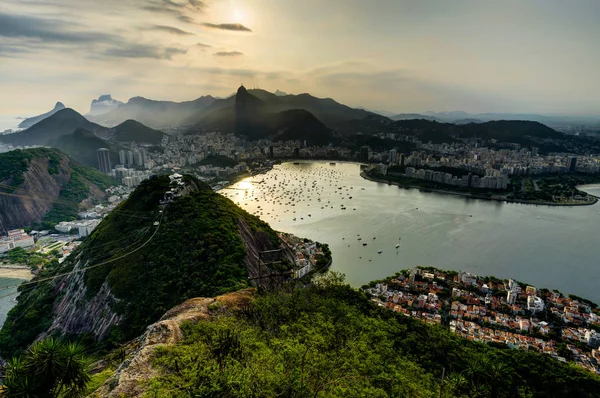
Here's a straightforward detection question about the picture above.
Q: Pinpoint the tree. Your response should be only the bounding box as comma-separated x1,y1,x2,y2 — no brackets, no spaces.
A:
1,337,91,397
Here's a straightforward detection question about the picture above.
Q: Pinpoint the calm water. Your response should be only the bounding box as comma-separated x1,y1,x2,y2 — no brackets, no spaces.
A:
0,278,24,327
1,161,598,327
222,161,600,303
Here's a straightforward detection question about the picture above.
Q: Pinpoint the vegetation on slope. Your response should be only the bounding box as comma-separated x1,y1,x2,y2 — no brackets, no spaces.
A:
111,120,165,144
0,175,282,356
0,148,61,188
49,128,120,167
1,337,91,397
198,155,238,168
145,274,600,398
36,163,116,230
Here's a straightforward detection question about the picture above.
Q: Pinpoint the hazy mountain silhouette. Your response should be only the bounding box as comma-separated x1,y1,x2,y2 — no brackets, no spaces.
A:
18,102,66,129
91,95,215,128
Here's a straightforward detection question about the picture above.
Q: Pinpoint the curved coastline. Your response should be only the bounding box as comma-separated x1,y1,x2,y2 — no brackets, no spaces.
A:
361,171,599,207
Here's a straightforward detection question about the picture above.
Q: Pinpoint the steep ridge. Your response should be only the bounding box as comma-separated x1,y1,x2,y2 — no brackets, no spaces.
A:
18,102,66,129
0,148,114,229
0,175,292,356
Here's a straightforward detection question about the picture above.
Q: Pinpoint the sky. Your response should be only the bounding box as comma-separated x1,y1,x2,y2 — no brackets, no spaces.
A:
1,0,600,117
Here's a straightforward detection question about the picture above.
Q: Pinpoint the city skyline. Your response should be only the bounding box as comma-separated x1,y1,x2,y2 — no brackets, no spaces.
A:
2,0,600,116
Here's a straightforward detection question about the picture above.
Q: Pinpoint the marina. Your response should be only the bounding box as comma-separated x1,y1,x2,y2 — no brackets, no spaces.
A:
221,161,600,303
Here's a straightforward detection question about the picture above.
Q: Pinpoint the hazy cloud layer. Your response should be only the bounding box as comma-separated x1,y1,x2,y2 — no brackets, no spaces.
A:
144,25,195,35
1,0,600,116
202,23,252,32
214,51,243,57
105,45,188,60
0,12,118,44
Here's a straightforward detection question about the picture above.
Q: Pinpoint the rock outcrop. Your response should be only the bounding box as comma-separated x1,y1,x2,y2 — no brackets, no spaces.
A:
90,289,255,397
0,157,69,229
0,149,108,229
41,258,122,340
88,95,124,116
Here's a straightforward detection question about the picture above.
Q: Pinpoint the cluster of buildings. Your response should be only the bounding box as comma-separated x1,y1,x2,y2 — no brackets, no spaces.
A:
400,166,509,190
54,219,101,237
0,229,35,253
113,166,153,188
277,232,326,278
367,143,600,181
365,268,600,374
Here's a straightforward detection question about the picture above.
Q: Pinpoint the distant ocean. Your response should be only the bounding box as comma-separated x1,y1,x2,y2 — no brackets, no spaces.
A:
0,278,24,327
0,115,21,132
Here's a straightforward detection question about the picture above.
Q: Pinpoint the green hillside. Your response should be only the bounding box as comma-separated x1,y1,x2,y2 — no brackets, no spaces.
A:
144,275,600,397
0,175,284,355
111,119,165,144
49,128,120,167
0,148,116,229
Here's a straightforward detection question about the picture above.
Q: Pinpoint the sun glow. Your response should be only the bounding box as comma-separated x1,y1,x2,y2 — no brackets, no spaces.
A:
232,8,245,23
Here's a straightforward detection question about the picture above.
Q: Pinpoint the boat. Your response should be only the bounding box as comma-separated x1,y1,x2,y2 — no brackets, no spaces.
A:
362,243,367,246
377,250,383,254
358,237,362,240
395,244,400,249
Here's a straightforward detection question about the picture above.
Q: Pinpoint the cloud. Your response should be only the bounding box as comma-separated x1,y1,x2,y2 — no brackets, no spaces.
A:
141,0,205,21
214,51,243,57
177,15,195,23
104,44,188,60
145,25,195,35
196,42,212,50
0,12,119,44
202,23,252,32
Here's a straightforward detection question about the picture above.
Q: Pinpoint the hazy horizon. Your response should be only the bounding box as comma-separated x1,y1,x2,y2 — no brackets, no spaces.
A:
2,0,600,116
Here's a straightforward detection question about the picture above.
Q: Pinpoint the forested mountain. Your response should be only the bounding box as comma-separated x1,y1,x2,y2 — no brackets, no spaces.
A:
0,175,288,355
0,148,115,229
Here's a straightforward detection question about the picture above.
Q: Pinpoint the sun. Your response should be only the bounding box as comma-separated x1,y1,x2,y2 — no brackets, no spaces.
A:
232,8,245,23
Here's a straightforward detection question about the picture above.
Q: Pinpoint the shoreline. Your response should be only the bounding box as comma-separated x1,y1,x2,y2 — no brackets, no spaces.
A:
361,172,599,207
0,266,34,281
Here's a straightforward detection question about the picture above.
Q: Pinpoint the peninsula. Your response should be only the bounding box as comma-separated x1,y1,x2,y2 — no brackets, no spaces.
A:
362,167,599,206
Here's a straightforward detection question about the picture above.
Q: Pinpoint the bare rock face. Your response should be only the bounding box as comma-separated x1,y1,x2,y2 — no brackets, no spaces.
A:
0,154,106,229
0,157,68,229
90,289,255,398
41,257,122,341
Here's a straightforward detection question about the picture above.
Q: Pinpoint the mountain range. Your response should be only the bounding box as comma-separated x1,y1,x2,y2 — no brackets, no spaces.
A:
0,174,289,353
90,95,216,128
0,109,166,147
18,102,66,129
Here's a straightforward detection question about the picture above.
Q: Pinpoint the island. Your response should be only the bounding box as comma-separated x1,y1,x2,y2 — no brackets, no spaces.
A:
364,267,600,374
